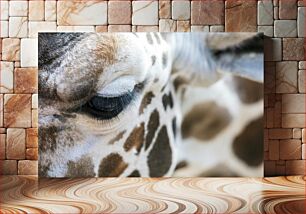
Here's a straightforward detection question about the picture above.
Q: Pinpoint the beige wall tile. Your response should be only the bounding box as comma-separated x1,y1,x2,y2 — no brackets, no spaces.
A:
276,61,297,93
0,134,5,159
274,20,297,37
26,128,38,148
191,25,209,32
95,25,108,33
18,160,38,175
2,38,20,61
29,1,45,21
0,95,3,128
57,26,95,32
210,25,224,32
299,61,306,70
9,1,28,17
280,139,302,160
172,1,190,20
108,1,131,24
282,114,305,128
279,0,297,19
258,0,273,25
136,26,159,32
4,94,32,128
28,21,57,37
32,94,38,109
297,7,305,37
159,1,171,19
193,0,224,25
0,61,14,93
20,38,38,67
282,94,305,113
132,1,158,25
298,70,305,93
45,1,57,21
9,17,28,38
57,1,107,25
0,21,9,37
32,109,38,128
0,1,9,20
6,128,26,159
14,68,38,93
285,160,305,175
177,21,190,32
159,19,177,32
283,38,305,61
26,148,38,160
108,25,131,32
0,160,17,175
293,128,302,139
269,128,292,139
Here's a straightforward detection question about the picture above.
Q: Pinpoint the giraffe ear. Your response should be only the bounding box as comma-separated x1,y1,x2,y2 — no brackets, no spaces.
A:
209,33,264,83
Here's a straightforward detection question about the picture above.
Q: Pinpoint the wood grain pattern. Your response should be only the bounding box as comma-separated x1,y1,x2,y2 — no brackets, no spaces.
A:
0,176,305,213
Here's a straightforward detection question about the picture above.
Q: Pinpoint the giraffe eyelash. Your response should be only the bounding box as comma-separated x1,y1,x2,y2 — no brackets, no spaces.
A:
82,82,144,121
84,91,134,120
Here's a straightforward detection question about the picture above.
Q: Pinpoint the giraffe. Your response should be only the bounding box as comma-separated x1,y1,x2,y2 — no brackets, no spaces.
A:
38,32,264,177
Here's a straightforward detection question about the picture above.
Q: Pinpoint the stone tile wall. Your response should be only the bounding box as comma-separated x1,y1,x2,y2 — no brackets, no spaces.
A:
0,0,305,176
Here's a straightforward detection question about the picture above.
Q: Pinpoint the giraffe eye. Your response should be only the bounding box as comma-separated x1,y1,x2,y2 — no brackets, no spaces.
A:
85,92,134,120
83,82,144,120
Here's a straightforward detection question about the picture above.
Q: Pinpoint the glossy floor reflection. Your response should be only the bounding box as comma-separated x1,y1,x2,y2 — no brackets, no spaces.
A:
0,176,305,213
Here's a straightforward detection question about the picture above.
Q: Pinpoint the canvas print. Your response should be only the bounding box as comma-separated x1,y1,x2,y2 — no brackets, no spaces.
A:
38,32,264,177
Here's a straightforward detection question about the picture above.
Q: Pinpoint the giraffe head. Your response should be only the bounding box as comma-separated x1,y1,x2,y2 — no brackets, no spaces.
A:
38,32,263,177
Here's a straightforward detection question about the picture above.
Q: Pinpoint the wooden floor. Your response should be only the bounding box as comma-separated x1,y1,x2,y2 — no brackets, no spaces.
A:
0,176,305,213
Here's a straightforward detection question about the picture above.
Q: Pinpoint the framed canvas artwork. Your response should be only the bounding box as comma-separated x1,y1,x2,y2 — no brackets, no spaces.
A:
38,32,264,177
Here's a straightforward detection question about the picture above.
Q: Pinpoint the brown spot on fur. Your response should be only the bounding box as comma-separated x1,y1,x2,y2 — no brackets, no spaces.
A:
39,123,76,153
161,83,167,92
160,33,168,42
227,76,263,104
153,33,161,44
108,131,126,145
39,126,59,153
139,92,155,115
172,117,177,138
175,161,188,170
145,109,160,150
198,164,239,177
181,101,232,141
128,170,141,177
124,123,145,153
146,33,153,44
233,117,264,167
151,55,156,65
66,156,96,177
98,153,128,177
148,126,172,176
162,52,168,68
162,92,173,111
206,33,256,50
173,76,188,92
